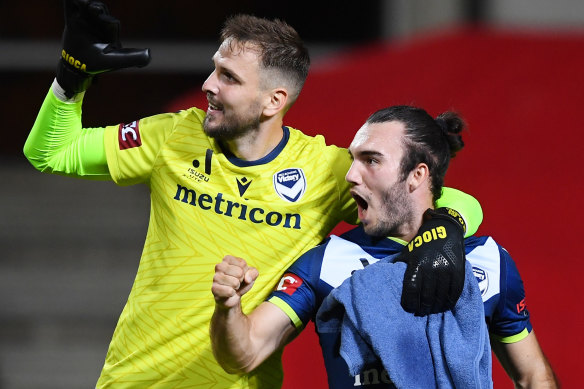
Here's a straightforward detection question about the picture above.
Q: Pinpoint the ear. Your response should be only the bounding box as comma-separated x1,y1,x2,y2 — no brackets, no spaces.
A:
407,163,430,192
262,88,289,118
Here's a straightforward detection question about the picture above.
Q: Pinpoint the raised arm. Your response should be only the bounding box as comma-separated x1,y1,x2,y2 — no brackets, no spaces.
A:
491,331,558,388
24,83,112,179
24,0,150,179
57,0,150,98
210,255,297,374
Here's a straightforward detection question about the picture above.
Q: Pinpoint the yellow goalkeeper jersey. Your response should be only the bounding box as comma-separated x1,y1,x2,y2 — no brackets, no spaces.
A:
98,107,357,388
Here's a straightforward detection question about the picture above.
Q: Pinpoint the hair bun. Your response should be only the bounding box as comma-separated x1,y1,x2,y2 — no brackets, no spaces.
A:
435,117,450,136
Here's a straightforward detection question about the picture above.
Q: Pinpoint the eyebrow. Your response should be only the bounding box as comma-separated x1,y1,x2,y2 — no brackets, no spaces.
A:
350,149,384,159
212,55,242,82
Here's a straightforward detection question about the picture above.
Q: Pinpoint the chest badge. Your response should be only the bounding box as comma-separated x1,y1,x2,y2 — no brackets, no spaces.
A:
472,266,489,296
273,168,307,202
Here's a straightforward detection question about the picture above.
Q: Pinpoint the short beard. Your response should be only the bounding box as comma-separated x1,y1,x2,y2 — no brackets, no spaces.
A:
203,103,262,141
365,178,414,238
203,116,260,141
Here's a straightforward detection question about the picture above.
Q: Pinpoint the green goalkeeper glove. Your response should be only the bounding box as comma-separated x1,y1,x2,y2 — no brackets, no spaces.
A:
56,0,151,98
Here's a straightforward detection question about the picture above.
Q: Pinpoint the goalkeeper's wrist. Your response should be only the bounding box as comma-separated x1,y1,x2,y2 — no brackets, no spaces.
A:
431,207,467,235
52,78,85,103
55,58,93,100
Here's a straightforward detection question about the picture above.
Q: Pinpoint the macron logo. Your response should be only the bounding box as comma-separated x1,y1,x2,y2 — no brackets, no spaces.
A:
236,177,252,197
118,121,142,150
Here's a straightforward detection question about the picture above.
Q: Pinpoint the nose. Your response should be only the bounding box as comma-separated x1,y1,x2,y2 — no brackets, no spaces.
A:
345,161,361,185
202,70,218,94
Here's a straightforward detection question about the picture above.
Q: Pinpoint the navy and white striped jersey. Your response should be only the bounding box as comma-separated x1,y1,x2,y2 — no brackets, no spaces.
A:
268,225,531,388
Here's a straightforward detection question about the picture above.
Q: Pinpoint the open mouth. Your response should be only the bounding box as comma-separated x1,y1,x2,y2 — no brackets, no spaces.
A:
351,192,368,211
208,101,223,112
207,95,224,113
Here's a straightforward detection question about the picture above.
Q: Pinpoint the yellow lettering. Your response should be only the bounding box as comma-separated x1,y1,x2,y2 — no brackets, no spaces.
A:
423,231,432,243
437,225,446,238
61,49,87,72
415,235,422,247
409,226,450,250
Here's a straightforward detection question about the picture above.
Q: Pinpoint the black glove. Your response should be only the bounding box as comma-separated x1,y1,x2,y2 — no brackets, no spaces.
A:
398,207,467,316
56,0,151,98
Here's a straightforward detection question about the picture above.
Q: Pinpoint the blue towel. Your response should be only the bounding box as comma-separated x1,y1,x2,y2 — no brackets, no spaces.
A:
316,258,492,389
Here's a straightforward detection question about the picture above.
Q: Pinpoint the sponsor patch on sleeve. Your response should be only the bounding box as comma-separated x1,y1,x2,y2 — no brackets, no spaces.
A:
516,297,527,314
118,120,142,150
276,273,303,296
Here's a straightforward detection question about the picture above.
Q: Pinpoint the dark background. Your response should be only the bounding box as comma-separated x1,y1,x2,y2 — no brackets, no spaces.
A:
1,0,389,157
1,1,582,388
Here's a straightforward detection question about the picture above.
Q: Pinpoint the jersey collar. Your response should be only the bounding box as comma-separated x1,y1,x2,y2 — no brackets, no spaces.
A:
222,126,290,167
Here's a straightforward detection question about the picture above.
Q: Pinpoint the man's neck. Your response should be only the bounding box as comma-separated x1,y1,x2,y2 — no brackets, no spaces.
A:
222,121,284,161
396,203,434,243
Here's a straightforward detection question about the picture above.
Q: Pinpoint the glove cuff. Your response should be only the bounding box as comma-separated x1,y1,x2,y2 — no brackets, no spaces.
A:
56,59,94,99
426,207,466,235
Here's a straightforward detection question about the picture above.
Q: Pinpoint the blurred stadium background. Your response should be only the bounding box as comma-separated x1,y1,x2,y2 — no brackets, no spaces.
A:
1,1,582,387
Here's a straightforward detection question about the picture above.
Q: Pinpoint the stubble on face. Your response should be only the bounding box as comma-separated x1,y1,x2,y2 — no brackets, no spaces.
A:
203,99,262,141
202,40,265,140
364,177,414,238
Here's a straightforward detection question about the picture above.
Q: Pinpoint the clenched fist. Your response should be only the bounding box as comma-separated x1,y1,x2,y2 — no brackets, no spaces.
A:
212,255,259,309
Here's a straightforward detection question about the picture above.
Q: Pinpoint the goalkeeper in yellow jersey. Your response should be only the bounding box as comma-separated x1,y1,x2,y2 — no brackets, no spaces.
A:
24,1,484,387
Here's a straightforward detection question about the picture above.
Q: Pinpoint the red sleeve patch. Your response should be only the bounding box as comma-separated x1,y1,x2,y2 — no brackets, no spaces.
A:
516,298,527,314
276,273,303,296
118,121,142,150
